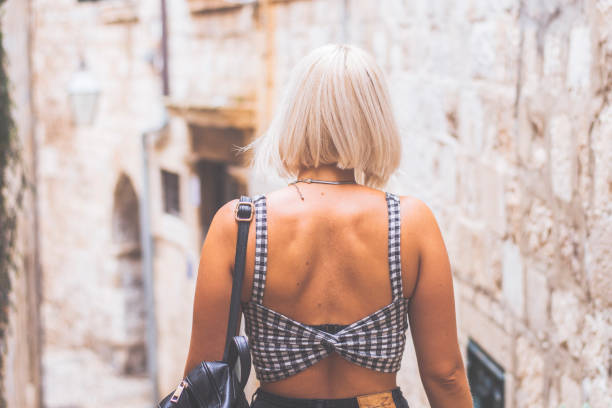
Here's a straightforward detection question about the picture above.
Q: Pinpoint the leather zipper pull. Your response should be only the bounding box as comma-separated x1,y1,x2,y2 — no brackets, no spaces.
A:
170,380,187,403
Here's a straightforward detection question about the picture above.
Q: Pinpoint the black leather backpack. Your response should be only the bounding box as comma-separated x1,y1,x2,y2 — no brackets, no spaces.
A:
158,196,254,408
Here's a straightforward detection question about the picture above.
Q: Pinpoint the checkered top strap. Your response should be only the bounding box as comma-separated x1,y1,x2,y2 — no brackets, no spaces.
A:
385,192,404,301
251,194,268,304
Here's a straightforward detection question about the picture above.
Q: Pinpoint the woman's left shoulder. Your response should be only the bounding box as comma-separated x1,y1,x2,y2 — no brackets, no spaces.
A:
208,198,243,239
395,194,438,225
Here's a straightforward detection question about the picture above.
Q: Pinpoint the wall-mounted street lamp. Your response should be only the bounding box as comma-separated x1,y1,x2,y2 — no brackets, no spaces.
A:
67,60,101,126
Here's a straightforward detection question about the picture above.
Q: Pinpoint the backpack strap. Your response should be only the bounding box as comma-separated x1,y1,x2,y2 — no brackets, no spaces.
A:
222,195,253,362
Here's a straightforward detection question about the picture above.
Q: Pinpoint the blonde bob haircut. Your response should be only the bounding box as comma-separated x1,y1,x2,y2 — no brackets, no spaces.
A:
242,43,401,188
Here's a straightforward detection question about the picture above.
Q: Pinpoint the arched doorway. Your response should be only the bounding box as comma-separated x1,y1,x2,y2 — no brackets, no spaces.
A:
112,173,146,375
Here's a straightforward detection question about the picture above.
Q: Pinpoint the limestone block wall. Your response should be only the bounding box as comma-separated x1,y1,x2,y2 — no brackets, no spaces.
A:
1,1,42,407
168,2,260,105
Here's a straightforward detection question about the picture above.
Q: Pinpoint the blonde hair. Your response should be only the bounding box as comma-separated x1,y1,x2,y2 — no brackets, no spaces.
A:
242,43,401,188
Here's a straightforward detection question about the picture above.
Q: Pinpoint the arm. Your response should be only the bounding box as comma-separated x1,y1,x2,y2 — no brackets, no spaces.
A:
183,199,241,377
405,199,473,407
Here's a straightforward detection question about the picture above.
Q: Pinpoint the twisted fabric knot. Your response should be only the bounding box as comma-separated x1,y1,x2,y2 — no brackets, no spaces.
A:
320,337,338,353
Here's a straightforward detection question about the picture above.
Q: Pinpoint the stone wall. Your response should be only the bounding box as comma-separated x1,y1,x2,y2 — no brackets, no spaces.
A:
1,1,42,407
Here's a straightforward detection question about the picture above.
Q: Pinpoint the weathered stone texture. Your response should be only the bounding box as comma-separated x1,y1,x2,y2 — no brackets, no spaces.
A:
525,267,549,335
502,240,525,319
516,336,545,408
1,1,42,407
549,114,574,202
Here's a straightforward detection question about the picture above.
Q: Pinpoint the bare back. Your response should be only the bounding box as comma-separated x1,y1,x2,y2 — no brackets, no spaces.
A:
239,184,420,398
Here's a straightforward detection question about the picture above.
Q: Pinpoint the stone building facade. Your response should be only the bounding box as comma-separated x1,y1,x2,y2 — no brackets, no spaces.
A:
2,0,611,407
1,1,42,407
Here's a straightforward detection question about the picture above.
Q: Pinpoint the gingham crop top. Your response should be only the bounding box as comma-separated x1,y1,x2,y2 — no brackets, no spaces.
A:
241,192,410,382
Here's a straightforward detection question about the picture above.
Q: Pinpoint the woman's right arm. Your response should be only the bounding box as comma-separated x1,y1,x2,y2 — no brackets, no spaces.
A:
406,199,473,407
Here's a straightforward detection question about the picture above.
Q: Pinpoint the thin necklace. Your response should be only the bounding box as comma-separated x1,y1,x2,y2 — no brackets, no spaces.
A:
288,178,357,201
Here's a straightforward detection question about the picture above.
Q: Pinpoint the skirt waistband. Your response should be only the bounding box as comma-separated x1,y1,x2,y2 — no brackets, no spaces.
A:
252,387,405,408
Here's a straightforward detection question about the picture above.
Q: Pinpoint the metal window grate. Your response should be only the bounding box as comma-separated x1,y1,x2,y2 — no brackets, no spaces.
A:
161,169,181,216
467,339,505,408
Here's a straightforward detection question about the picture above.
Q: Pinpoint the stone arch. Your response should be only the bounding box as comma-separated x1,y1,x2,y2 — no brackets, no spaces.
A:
111,173,146,375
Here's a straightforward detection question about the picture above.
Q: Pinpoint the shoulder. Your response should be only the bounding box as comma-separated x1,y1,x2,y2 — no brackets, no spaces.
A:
397,194,436,222
212,198,240,225
210,195,261,230
397,194,444,245
206,198,244,247
215,194,262,216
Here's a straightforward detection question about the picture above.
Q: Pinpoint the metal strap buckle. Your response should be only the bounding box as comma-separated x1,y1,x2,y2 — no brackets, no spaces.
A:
234,201,254,222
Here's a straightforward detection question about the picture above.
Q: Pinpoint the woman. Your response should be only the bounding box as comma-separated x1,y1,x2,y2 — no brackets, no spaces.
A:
183,44,473,408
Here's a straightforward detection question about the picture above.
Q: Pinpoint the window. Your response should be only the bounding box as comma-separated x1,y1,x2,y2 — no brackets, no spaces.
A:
467,339,504,408
161,169,181,216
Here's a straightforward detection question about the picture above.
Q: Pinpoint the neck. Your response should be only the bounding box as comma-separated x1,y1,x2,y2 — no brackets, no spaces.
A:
296,164,356,183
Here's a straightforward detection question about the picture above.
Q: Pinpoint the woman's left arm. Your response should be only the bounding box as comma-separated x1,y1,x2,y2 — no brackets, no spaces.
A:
183,199,240,377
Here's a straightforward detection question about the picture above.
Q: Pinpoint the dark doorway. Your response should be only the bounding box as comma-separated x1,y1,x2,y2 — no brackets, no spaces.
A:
111,174,146,375
196,160,247,243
